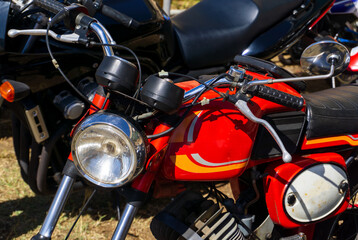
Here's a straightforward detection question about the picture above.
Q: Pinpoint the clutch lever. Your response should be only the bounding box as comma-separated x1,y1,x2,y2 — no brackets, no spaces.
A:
233,98,292,163
8,18,114,57
8,29,80,43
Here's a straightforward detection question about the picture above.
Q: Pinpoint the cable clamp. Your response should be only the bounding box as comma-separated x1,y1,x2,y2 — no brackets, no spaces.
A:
200,97,210,106
52,59,59,69
158,70,169,78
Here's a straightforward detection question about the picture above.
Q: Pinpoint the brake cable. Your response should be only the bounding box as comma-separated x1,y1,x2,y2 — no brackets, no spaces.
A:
146,73,229,139
64,189,97,240
89,42,143,116
45,22,101,110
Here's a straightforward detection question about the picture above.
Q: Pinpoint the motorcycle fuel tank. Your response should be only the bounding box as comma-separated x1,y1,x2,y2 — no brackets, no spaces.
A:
264,153,350,228
161,101,257,181
160,71,302,181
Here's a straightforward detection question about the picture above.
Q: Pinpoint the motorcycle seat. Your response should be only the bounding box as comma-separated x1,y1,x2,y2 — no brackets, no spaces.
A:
304,85,358,139
171,0,303,69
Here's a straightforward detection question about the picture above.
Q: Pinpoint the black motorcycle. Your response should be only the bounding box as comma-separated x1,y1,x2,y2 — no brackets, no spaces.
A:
0,0,333,194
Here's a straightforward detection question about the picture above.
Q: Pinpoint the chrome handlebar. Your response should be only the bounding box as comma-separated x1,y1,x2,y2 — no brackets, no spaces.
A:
8,16,115,57
88,21,114,56
183,77,232,102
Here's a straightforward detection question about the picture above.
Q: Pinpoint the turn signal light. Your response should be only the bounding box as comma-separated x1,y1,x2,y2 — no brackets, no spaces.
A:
0,80,30,102
0,81,15,102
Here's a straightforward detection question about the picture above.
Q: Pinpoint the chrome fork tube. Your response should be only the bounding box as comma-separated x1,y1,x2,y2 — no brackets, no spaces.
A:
32,175,75,239
111,203,139,240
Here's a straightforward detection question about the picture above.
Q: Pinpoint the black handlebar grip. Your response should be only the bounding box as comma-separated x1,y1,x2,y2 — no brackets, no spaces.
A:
101,4,140,29
34,0,65,14
255,85,304,110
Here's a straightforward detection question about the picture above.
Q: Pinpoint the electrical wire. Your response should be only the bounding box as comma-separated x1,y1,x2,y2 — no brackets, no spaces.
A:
180,96,223,108
20,2,33,13
152,71,225,96
146,106,192,139
89,42,143,116
45,23,100,110
65,189,97,240
191,73,228,104
89,42,142,94
47,26,227,137
110,89,151,107
126,88,139,116
101,91,110,110
147,73,228,139
154,72,200,83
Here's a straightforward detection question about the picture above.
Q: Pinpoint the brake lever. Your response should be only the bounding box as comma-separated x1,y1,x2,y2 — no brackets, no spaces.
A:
234,99,292,163
8,29,80,43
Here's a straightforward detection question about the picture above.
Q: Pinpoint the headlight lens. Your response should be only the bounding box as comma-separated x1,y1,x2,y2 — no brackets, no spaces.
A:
72,112,147,188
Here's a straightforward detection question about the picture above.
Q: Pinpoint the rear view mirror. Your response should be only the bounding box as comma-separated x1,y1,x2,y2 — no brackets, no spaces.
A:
300,40,350,76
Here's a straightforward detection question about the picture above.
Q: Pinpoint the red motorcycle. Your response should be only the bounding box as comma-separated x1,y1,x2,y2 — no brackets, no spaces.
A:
0,0,335,195
2,1,358,240
340,48,358,84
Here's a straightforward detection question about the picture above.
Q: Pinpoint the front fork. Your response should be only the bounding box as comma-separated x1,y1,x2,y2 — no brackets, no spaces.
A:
32,160,143,240
32,87,170,240
112,204,139,240
32,160,77,240
32,87,143,240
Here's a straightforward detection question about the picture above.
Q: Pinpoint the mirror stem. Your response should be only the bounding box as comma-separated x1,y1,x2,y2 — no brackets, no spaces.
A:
241,64,335,93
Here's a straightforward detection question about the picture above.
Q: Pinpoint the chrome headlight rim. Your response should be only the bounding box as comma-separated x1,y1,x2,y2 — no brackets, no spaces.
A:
71,111,147,188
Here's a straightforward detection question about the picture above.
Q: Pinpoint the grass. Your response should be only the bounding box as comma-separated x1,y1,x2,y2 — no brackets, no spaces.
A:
171,0,200,9
156,0,200,9
0,137,173,239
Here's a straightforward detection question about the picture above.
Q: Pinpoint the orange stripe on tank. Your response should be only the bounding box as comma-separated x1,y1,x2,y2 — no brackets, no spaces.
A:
170,155,247,174
306,135,358,146
303,135,358,150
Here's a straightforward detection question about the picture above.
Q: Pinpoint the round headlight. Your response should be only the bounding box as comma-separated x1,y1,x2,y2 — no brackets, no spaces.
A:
71,112,147,188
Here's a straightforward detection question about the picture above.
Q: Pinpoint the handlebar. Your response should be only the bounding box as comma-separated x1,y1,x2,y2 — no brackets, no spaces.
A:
34,0,65,14
101,5,140,29
183,75,305,110
253,85,304,110
8,19,115,57
23,0,115,57
34,0,139,29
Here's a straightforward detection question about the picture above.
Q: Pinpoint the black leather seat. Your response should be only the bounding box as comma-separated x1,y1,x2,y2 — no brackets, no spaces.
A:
304,85,358,139
171,0,303,69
